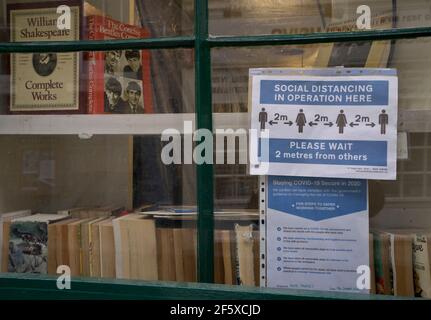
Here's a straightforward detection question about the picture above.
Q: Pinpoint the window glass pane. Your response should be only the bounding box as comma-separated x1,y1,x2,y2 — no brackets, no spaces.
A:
2,0,193,42
0,44,197,282
212,38,431,294
0,134,197,282
212,37,431,115
209,0,431,36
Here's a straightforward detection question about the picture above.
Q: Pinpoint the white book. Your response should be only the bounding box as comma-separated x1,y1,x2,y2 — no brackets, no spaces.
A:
413,233,431,298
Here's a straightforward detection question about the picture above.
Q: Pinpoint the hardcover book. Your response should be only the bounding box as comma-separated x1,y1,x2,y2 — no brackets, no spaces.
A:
86,15,153,114
8,1,84,113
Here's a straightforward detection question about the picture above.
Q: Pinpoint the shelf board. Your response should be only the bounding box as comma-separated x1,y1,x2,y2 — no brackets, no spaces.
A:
0,109,428,135
0,113,249,135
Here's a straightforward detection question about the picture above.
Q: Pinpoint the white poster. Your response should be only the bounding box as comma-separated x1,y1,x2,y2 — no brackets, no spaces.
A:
250,68,398,180
264,176,369,293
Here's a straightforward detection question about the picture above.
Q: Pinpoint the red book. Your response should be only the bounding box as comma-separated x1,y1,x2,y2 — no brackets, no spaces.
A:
87,15,153,114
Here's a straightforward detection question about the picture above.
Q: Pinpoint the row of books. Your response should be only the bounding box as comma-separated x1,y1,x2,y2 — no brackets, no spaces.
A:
0,208,260,285
370,229,431,298
8,1,153,115
6,207,429,296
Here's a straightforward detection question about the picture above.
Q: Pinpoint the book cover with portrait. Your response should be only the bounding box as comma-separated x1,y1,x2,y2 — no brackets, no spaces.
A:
8,1,85,113
87,15,153,114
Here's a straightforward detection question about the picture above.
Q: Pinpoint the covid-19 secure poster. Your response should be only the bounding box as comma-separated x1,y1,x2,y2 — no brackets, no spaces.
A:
263,176,369,293
250,68,398,180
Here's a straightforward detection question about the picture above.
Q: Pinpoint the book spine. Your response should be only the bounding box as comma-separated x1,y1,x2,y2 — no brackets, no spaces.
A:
87,16,96,114
112,218,123,279
8,3,83,114
87,15,94,114
0,219,3,269
234,224,256,286
86,16,105,114
140,28,153,113
47,223,57,274
1,221,11,272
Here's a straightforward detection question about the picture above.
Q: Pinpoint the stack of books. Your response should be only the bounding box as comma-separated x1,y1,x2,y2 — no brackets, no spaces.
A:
371,229,431,298
0,208,260,286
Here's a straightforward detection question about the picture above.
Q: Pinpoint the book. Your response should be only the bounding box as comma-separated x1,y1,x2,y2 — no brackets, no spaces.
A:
8,213,68,274
0,209,31,271
172,228,185,282
89,218,106,277
86,14,153,114
181,227,197,282
67,218,92,276
369,233,376,294
58,207,88,218
373,231,392,295
252,230,260,286
8,0,85,113
113,214,158,280
156,227,176,281
81,217,106,277
56,217,78,273
234,224,256,286
389,233,415,297
214,229,225,284
59,205,124,219
412,233,431,298
220,229,236,285
47,218,76,274
99,218,116,278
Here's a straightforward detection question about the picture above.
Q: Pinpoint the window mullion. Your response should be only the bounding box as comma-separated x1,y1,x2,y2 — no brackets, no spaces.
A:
195,0,214,284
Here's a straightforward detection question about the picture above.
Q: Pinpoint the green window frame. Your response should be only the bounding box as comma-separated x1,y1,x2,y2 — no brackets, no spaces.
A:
1,0,431,299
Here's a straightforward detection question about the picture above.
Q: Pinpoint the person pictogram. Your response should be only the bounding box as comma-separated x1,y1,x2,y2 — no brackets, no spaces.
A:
259,108,268,131
336,110,348,134
296,109,307,133
379,110,389,135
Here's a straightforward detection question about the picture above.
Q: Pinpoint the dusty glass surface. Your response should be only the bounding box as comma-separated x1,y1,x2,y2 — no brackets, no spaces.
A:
1,0,193,42
211,38,431,295
0,134,198,282
209,0,431,36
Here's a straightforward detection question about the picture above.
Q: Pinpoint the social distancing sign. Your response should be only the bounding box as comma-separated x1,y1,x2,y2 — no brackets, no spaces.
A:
250,68,398,180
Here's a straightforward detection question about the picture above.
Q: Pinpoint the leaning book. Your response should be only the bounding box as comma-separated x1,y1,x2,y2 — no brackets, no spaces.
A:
8,1,83,113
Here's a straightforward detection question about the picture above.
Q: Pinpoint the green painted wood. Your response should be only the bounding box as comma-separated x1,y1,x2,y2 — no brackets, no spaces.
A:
195,0,214,284
0,274,406,300
208,27,431,47
0,36,195,53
